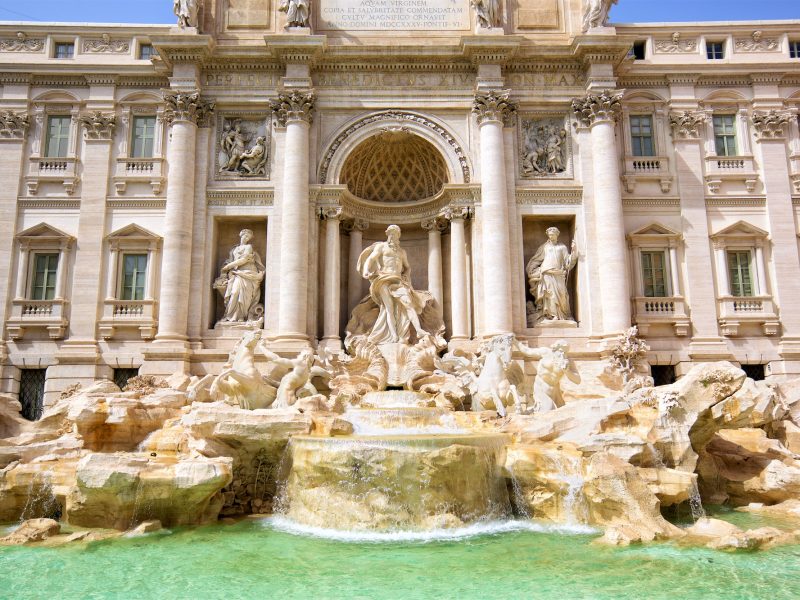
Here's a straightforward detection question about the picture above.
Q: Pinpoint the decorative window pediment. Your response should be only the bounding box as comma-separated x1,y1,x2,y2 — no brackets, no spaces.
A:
628,223,682,247
710,220,769,246
16,222,75,244
106,223,161,243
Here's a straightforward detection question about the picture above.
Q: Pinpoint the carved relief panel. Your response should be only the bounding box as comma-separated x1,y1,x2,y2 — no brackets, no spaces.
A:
518,114,572,180
215,114,271,180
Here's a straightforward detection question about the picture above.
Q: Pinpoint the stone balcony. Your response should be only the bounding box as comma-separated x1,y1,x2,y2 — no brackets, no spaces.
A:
704,155,758,194
25,156,79,195
6,299,68,340
632,296,690,337
98,299,157,340
717,296,780,337
622,156,673,193
112,157,165,195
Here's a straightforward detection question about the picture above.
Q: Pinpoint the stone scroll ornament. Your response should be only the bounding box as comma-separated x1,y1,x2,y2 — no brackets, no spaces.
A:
582,0,618,32
79,112,117,140
163,90,215,126
571,90,623,126
270,90,315,126
472,90,517,126
0,111,30,138
173,0,201,29
279,0,311,28
213,229,266,326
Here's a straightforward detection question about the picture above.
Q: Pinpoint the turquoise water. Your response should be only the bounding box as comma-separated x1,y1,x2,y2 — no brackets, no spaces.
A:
1,517,800,600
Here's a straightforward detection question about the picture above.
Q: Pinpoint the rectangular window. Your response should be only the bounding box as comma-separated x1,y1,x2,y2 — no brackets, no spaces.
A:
31,253,59,301
139,44,154,60
121,253,148,300
728,250,754,297
19,369,46,421
54,42,74,59
45,115,71,158
113,368,139,390
630,115,655,157
632,41,646,60
641,250,669,297
713,115,737,157
790,41,800,59
706,41,725,60
131,116,157,158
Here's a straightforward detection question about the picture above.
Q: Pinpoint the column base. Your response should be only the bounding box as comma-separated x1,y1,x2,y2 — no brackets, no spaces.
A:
154,332,189,344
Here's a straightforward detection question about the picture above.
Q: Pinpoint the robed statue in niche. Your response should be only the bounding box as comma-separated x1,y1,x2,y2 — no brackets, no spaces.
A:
526,227,578,324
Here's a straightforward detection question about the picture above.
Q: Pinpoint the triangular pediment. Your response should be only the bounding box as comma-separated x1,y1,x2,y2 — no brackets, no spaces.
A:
106,223,160,241
711,221,769,239
629,222,681,238
16,222,74,241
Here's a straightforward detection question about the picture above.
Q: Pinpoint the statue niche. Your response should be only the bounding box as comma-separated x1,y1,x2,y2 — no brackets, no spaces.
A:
213,227,266,328
525,224,579,327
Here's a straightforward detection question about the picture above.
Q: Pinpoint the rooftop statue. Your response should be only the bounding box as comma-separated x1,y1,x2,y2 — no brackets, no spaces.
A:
279,0,311,28
470,0,500,29
173,0,201,29
582,0,617,32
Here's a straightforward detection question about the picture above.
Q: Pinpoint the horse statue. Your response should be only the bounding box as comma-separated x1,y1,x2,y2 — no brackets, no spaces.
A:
209,330,277,409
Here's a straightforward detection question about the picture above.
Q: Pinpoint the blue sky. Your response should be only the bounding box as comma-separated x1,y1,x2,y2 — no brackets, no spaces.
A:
0,0,796,24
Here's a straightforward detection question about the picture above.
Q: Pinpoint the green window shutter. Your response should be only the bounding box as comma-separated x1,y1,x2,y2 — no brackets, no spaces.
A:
131,116,156,158
121,253,148,300
32,253,59,300
641,251,667,297
45,116,71,158
728,251,753,297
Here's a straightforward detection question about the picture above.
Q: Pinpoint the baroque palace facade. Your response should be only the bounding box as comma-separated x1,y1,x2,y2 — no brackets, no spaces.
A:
0,0,799,411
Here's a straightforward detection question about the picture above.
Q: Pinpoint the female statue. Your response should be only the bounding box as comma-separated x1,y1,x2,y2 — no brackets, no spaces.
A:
216,229,265,323
279,0,311,28
173,0,201,29
526,227,578,323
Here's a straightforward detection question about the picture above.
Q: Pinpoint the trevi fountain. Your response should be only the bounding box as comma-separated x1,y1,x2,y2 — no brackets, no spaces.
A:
1,0,800,598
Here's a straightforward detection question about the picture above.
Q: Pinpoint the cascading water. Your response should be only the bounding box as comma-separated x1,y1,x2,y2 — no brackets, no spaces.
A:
274,392,511,532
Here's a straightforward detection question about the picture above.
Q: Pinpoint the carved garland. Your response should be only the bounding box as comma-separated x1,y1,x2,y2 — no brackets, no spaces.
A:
318,111,471,184
0,110,30,138
79,111,117,140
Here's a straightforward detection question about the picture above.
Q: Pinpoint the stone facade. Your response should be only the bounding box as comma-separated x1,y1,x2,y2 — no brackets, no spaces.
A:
0,3,799,404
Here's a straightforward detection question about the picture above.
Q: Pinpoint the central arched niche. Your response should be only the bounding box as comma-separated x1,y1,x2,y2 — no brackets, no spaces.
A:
340,129,449,203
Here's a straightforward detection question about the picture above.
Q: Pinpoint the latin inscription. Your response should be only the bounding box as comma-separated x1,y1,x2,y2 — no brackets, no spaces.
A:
318,0,470,31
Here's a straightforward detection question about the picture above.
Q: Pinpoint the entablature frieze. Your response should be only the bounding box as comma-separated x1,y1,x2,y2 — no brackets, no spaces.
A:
515,188,583,206
206,189,274,207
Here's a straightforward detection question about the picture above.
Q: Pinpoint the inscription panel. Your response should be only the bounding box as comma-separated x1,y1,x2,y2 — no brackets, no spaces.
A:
318,0,470,31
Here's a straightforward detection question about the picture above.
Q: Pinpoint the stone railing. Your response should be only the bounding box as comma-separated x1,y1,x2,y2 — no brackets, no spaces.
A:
99,298,156,340
632,296,690,336
6,298,67,339
26,156,79,195
622,155,672,193
113,157,164,195
703,155,758,194
717,295,779,337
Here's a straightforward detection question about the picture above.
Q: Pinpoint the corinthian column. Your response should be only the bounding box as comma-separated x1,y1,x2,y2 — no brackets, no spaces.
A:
321,207,343,349
272,90,315,343
473,90,517,337
422,217,446,309
155,91,214,343
444,207,471,341
572,90,631,336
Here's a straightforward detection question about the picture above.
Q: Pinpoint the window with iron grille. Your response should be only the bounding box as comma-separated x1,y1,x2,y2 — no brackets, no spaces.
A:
630,115,655,157
131,116,157,158
713,115,737,157
728,250,754,297
742,364,766,381
641,250,669,297
113,368,139,390
121,254,148,300
706,41,724,60
31,253,59,300
139,44,155,60
54,42,74,59
19,369,46,421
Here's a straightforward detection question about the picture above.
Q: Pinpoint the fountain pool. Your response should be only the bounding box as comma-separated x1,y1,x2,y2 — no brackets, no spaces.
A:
1,515,799,599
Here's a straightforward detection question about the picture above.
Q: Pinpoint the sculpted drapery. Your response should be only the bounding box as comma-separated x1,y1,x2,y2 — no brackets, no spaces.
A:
357,225,427,345
526,227,578,323
217,229,265,323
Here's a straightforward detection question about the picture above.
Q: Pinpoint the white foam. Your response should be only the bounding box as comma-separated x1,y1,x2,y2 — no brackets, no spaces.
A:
262,516,596,543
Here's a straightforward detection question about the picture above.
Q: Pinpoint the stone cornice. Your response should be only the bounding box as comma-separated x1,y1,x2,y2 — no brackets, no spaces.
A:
150,34,215,69
78,111,117,140
752,110,796,141
515,188,583,205
473,90,517,126
270,90,315,126
460,35,522,66
163,90,215,126
264,34,327,66
571,90,623,127
669,110,709,140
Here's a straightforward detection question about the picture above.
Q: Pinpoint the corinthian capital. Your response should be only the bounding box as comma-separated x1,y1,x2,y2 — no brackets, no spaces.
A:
78,111,117,140
571,90,623,127
668,110,709,139
473,90,517,126
0,110,30,138
163,90,215,126
271,90,315,127
752,110,795,140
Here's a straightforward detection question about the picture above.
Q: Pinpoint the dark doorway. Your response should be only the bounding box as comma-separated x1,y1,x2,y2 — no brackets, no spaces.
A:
114,368,140,390
650,365,677,387
741,364,766,381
